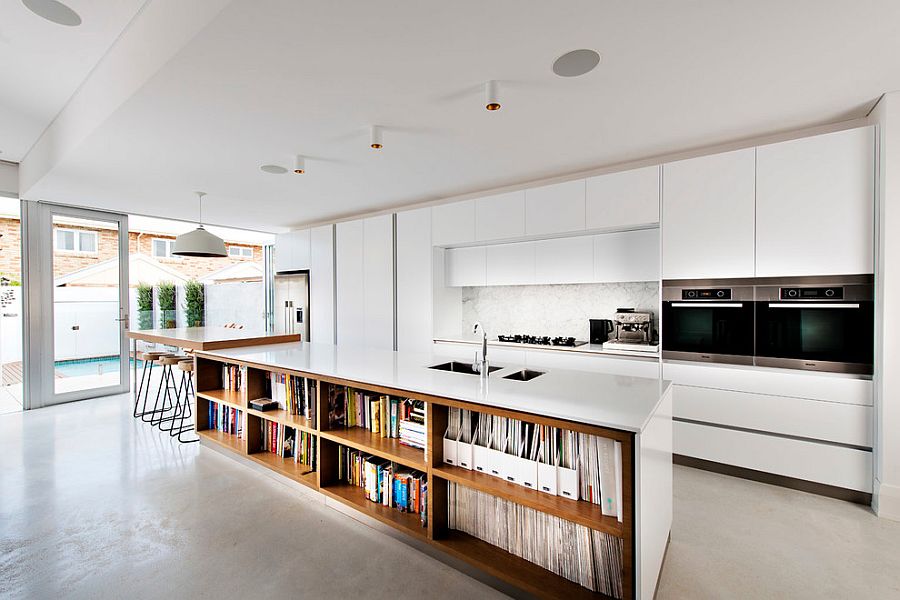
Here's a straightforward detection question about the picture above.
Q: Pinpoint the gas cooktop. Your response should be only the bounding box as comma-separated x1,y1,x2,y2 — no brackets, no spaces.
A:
496,334,587,348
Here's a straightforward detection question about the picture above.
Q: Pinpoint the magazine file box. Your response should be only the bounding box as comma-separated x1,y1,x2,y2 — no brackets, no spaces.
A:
537,462,558,495
443,434,458,466
518,457,539,490
473,444,491,474
502,452,519,484
457,440,474,470
486,448,505,478
557,465,578,499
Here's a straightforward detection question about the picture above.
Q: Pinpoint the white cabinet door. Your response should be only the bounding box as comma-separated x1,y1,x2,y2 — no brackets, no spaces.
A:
525,179,586,235
445,246,486,287
534,236,593,284
485,241,535,286
336,220,365,345
363,215,394,350
274,232,294,273
397,207,433,352
309,224,334,344
662,148,756,279
432,199,475,246
475,190,526,241
586,166,660,230
756,126,875,276
594,229,660,283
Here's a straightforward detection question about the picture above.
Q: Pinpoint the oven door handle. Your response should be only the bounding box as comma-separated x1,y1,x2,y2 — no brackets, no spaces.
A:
767,303,860,309
670,302,745,308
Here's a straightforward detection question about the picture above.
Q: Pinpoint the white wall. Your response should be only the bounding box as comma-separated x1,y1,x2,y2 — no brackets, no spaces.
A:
206,281,264,328
0,287,22,364
0,162,17,198
871,92,900,520
53,287,119,361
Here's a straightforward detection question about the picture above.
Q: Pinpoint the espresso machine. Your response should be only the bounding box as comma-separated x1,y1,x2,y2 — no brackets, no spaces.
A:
602,309,658,352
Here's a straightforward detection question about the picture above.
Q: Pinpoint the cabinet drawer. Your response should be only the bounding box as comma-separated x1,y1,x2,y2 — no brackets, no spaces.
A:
662,362,872,406
525,349,660,379
674,420,872,492
674,384,872,447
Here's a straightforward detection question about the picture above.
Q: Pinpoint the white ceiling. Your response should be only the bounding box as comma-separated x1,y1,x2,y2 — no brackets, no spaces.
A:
0,0,147,160
15,0,900,232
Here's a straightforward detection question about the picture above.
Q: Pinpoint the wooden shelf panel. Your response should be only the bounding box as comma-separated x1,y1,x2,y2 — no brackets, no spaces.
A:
198,429,245,454
321,427,426,469
320,483,427,540
433,465,624,538
246,406,315,433
197,389,246,410
434,531,609,600
247,451,318,489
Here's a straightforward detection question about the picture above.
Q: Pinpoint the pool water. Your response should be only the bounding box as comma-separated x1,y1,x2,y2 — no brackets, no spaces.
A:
54,357,143,377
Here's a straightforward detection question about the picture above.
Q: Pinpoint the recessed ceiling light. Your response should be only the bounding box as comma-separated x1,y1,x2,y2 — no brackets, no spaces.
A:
260,164,288,174
552,49,602,77
22,0,82,27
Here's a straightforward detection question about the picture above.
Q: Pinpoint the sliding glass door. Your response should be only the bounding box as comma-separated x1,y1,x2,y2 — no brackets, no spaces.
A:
23,202,130,408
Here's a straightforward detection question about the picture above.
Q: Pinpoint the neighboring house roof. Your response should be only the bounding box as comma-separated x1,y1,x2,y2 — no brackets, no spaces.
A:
199,261,263,284
54,253,188,287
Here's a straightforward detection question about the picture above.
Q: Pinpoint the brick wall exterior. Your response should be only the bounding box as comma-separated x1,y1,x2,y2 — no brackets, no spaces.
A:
0,217,263,283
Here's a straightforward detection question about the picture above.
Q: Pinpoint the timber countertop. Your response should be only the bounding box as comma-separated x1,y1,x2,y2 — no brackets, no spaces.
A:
128,327,300,350
195,342,671,433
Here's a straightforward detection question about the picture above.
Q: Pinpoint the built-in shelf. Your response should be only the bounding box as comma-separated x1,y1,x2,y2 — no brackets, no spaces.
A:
198,428,244,453
432,465,623,537
245,406,316,433
197,389,246,410
247,451,317,488
320,427,426,469
320,483,427,540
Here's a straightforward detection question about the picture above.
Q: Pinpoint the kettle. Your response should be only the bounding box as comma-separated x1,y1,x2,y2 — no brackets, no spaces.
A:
589,319,614,344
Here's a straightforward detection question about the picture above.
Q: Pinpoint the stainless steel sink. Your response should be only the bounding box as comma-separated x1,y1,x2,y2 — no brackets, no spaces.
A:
428,361,503,375
502,369,546,382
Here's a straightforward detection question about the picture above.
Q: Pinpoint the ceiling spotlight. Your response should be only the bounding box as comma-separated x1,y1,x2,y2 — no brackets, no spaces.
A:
293,155,305,174
552,49,602,77
484,80,501,111
370,125,383,150
22,0,82,26
260,164,288,174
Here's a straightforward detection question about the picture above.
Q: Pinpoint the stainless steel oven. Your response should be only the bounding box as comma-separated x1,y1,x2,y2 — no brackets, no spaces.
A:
755,278,874,374
662,283,754,365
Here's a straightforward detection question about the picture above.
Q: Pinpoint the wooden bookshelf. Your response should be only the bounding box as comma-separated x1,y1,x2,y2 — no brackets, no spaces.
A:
433,464,624,537
194,352,637,600
320,427,426,469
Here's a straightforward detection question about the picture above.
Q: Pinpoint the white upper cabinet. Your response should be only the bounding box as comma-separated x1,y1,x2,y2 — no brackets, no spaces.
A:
662,148,756,279
534,236,593,284
362,215,395,350
756,126,875,276
594,228,660,283
432,199,475,246
586,166,660,230
475,190,526,241
445,246,486,287
396,207,433,352
309,224,334,344
485,241,535,286
335,220,365,345
525,179,586,236
274,229,311,272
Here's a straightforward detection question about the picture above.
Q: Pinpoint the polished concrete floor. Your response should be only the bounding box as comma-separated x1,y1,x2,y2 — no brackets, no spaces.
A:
2,393,900,599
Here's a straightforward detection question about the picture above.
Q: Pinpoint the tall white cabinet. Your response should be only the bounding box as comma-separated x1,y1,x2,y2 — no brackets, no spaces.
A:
309,224,335,344
397,207,433,352
336,220,365,346
756,126,875,276
662,148,756,280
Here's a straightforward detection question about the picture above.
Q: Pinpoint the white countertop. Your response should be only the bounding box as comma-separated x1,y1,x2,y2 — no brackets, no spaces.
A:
197,341,671,433
433,335,660,360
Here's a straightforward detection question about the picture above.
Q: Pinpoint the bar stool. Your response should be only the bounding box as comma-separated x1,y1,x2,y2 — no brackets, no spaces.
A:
135,352,175,421
173,359,199,443
150,355,188,428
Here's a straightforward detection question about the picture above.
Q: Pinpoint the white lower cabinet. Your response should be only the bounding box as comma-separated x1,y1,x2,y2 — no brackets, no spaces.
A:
522,348,660,379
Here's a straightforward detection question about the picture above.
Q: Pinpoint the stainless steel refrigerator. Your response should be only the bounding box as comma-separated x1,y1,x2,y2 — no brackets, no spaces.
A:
273,272,309,340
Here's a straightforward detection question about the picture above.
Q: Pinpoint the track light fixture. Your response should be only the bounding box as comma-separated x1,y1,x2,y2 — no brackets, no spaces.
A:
293,155,305,174
484,80,501,111
370,125,383,149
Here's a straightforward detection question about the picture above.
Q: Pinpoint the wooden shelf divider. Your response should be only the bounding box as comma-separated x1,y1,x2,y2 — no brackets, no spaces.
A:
320,427,426,469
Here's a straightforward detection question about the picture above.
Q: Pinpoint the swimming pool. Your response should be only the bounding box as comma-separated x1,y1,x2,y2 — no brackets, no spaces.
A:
54,357,143,377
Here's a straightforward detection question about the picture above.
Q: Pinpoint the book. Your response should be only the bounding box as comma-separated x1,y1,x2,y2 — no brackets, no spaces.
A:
336,445,427,526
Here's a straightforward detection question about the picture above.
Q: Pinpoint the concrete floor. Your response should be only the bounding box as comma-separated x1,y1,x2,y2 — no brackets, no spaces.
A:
1,394,900,600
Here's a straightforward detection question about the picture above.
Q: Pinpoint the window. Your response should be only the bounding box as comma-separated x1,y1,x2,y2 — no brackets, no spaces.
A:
151,238,177,259
55,228,98,254
228,246,253,259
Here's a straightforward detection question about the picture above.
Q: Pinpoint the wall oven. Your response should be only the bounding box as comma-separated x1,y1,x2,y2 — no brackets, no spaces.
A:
755,279,874,375
662,283,754,365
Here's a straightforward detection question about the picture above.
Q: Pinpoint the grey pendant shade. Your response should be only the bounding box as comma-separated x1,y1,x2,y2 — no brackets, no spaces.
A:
172,192,227,257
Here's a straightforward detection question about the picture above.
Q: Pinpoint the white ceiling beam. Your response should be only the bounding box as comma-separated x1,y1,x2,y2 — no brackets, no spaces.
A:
18,0,232,199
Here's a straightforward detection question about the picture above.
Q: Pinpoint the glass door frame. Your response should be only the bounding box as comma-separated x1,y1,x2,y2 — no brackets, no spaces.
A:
22,201,130,409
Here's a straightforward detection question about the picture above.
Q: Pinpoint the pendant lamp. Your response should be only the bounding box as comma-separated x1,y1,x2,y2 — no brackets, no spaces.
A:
172,191,227,257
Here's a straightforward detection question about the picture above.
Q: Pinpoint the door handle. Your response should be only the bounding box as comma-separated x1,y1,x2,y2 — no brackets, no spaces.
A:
71,325,80,331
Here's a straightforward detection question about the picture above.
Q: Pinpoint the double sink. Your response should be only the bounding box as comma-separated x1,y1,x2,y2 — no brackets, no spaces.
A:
428,361,545,382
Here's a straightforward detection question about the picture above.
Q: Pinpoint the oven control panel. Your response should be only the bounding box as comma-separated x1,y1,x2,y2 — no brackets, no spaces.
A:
780,286,844,300
682,288,731,300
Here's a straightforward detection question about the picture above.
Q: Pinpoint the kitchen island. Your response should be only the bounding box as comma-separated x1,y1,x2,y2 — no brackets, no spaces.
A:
193,342,672,600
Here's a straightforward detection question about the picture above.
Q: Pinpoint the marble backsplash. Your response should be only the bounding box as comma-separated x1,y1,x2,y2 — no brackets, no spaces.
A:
460,282,659,341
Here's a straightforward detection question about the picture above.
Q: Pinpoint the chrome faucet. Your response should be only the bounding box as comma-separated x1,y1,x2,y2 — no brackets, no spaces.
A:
473,322,489,377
